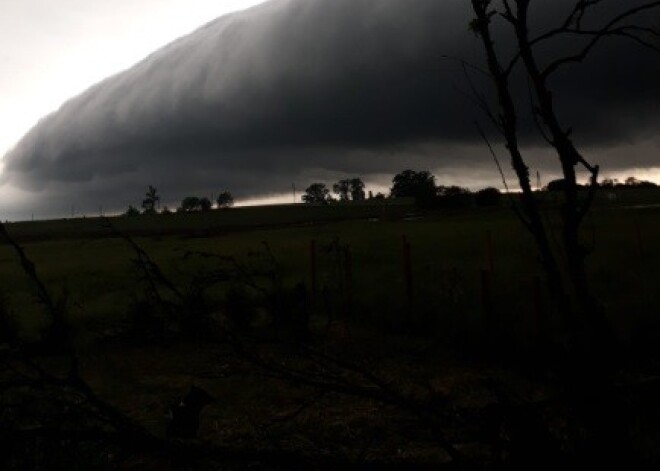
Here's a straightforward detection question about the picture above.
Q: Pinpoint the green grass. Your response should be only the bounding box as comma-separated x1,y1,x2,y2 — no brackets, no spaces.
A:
4,199,414,242
1,193,659,347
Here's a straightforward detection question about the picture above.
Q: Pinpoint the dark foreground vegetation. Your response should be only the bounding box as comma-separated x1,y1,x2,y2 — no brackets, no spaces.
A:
3,0,658,467
1,189,660,469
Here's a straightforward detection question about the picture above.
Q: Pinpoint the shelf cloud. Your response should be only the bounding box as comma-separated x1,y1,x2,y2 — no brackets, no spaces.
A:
3,0,659,214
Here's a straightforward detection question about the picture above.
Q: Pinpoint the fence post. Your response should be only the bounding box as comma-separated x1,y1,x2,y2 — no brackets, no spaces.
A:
343,245,354,319
402,235,413,310
481,269,494,342
310,239,317,307
485,230,494,273
635,221,644,259
533,274,547,345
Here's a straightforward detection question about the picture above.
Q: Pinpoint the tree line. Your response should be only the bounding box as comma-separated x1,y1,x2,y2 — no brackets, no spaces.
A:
304,170,659,206
302,170,504,208
125,186,234,216
126,171,658,216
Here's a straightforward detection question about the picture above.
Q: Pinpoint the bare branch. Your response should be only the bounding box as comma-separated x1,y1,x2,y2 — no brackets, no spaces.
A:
474,122,533,230
567,1,606,30
222,333,465,462
541,1,660,78
102,217,185,302
0,221,79,378
578,164,600,224
0,225,58,321
526,75,553,146
504,1,660,77
451,59,501,130
543,31,660,78
439,54,492,78
438,55,501,128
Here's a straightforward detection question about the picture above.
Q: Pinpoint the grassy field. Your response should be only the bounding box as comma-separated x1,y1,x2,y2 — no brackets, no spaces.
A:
2,191,660,468
4,198,414,241
2,190,659,347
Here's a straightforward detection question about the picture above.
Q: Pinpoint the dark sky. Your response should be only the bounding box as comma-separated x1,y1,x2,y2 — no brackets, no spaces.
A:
2,0,659,218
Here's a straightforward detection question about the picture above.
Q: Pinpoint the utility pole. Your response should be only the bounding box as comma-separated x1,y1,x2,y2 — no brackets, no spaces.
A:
292,183,296,204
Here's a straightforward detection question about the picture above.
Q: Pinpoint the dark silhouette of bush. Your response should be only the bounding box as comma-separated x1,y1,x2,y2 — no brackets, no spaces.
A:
545,179,586,192
166,385,214,439
124,205,141,217
476,187,502,207
199,197,212,212
416,185,472,209
180,196,202,212
223,284,258,332
124,295,168,340
436,186,473,208
0,291,17,346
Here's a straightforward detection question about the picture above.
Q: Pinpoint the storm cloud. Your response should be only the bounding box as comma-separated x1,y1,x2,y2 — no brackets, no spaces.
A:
3,0,659,215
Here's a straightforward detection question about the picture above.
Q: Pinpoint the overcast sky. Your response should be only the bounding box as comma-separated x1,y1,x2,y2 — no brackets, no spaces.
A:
1,0,659,220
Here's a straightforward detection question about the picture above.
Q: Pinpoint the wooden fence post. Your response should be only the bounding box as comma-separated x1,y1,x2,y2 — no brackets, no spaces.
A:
485,230,494,273
533,274,547,345
310,239,317,307
481,269,494,342
343,245,354,319
635,221,644,259
402,235,413,309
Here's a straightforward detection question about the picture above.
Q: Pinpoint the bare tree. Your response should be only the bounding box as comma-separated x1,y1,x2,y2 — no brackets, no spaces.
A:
142,185,160,214
468,0,660,341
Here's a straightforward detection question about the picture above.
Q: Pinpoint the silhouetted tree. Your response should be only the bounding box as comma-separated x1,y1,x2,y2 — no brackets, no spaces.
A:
180,196,201,212
390,170,436,199
475,187,502,206
349,178,366,201
545,179,585,192
625,176,639,187
124,205,141,217
333,178,366,201
302,183,331,204
216,191,234,208
332,179,351,201
600,178,618,188
437,185,471,198
469,0,660,339
199,197,212,212
424,185,473,208
600,177,657,189
624,176,657,188
141,185,159,214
